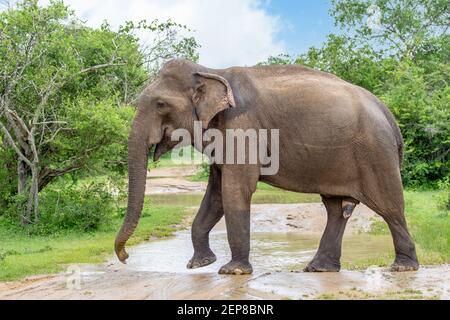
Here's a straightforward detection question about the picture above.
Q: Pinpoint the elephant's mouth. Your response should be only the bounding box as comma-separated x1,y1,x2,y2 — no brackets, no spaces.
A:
153,127,175,161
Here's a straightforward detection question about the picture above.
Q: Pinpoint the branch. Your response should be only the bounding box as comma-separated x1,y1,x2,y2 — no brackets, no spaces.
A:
77,62,125,75
2,108,31,155
38,163,85,191
4,33,39,96
30,61,126,131
34,120,67,125
0,121,32,167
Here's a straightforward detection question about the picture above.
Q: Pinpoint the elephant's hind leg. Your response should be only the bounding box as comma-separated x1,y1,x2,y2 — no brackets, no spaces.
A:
187,165,223,269
304,196,348,272
368,204,418,271
361,169,419,272
384,214,419,272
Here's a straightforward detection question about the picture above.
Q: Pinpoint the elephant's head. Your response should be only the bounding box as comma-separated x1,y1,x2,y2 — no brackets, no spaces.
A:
115,59,235,263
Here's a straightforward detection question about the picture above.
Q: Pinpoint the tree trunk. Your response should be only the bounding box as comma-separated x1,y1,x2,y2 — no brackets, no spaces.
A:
28,165,39,223
17,160,27,194
17,160,39,225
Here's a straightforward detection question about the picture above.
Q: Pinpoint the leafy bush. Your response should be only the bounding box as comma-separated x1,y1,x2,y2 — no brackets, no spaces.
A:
0,148,17,208
380,61,449,187
2,180,118,235
437,193,450,212
197,162,210,180
435,178,450,212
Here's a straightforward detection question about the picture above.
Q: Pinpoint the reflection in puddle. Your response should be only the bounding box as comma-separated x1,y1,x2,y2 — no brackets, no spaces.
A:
125,230,393,274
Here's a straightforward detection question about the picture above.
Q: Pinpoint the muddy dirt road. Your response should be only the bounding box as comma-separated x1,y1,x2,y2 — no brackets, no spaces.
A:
0,166,448,300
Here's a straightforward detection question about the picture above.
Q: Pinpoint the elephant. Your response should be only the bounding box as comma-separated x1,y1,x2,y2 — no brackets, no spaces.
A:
115,58,419,275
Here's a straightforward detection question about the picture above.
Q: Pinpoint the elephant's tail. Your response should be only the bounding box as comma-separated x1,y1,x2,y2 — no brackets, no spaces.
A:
397,134,404,169
382,105,404,169
375,99,404,169
387,112,404,169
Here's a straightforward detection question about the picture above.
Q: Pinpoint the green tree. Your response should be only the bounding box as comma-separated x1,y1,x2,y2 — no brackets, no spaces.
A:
331,0,450,59
380,60,449,186
329,0,449,186
0,0,199,223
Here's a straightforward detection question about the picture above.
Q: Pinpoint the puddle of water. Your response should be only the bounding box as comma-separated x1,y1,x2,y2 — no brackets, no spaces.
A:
124,202,386,275
123,229,392,275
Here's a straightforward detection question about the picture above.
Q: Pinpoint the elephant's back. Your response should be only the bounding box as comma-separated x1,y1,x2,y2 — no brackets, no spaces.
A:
251,71,366,147
225,65,401,161
239,67,396,146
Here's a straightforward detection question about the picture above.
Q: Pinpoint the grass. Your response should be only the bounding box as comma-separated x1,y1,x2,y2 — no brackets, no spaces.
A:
0,204,190,282
367,190,449,266
253,186,321,204
149,184,321,207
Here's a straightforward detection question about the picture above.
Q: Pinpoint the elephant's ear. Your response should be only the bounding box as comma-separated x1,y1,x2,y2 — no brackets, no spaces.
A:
192,72,236,129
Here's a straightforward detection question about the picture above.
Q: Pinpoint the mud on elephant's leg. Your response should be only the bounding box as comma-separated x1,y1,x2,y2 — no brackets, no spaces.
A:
187,165,223,269
304,196,348,272
218,165,258,275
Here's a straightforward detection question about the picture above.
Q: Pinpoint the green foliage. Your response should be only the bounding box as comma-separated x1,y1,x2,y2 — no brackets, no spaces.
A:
330,0,450,59
380,61,449,187
0,0,199,225
436,192,450,212
0,147,17,207
36,182,114,233
4,179,121,235
195,162,211,181
48,100,135,176
435,178,450,211
296,35,396,92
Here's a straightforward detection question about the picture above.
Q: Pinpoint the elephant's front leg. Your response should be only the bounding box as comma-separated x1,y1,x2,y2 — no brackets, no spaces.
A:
218,165,258,275
187,165,224,269
304,195,349,272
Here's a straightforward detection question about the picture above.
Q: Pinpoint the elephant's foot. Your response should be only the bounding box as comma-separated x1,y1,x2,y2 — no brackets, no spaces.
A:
187,250,217,269
218,260,253,275
303,258,340,272
390,257,419,272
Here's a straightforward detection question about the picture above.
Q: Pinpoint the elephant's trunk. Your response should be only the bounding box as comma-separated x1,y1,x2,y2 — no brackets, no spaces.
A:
115,117,151,263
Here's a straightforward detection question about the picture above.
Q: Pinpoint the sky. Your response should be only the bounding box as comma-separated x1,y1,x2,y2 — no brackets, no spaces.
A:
34,0,337,68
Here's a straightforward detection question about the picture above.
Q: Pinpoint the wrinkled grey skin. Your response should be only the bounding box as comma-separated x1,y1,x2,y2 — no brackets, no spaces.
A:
115,59,419,275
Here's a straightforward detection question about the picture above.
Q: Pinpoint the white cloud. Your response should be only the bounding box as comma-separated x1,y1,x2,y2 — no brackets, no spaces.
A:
39,0,286,68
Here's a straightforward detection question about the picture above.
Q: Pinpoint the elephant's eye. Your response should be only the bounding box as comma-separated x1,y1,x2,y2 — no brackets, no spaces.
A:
155,101,169,114
156,101,166,109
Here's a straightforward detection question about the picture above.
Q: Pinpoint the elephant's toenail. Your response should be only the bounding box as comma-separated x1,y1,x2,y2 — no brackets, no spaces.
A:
234,268,243,275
